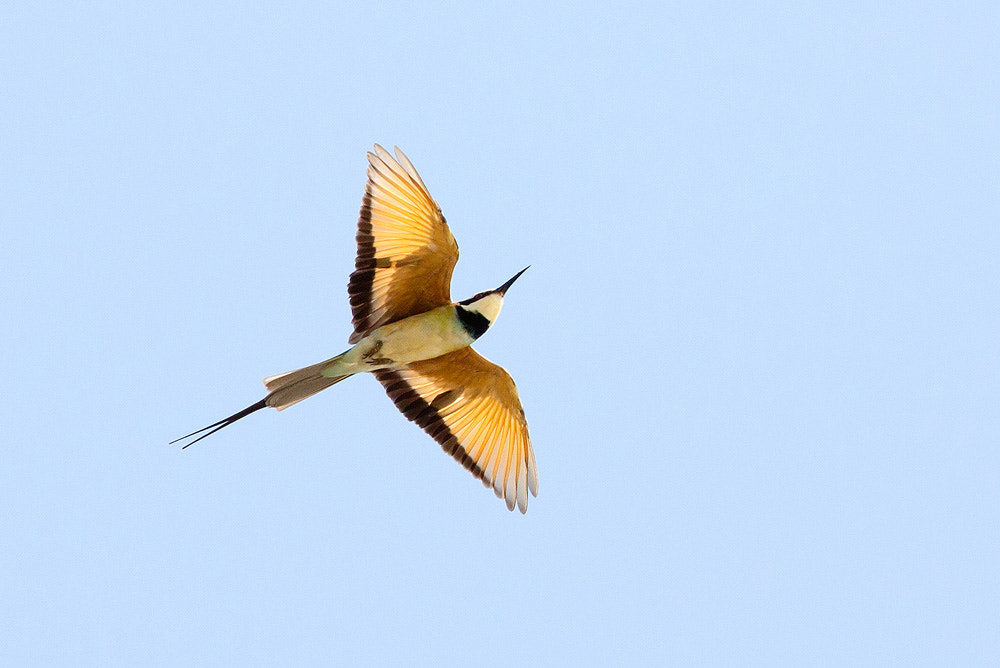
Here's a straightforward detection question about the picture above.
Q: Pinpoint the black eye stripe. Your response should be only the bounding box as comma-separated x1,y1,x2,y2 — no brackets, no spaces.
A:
458,290,492,306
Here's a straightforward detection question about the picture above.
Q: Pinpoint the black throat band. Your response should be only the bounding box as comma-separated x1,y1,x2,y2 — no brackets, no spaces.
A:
456,305,491,339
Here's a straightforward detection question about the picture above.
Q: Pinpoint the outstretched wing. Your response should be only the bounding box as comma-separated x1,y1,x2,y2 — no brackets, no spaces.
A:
348,145,459,344
374,347,538,513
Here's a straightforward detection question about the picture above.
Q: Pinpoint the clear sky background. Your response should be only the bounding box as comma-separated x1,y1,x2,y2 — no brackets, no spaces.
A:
2,2,997,665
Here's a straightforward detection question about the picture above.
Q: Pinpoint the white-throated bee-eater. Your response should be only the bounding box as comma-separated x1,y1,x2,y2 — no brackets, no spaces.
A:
173,145,538,512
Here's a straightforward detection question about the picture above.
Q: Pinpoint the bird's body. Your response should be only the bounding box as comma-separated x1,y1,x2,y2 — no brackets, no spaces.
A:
335,303,484,373
174,145,537,512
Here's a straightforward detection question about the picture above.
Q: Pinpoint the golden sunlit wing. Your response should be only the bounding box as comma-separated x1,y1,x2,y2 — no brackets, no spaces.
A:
347,145,459,344
374,347,538,513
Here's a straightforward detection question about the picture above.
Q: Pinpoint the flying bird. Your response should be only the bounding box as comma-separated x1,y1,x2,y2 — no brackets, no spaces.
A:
173,145,538,512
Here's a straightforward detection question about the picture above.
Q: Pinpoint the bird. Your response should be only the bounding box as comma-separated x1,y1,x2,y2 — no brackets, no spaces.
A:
172,144,538,512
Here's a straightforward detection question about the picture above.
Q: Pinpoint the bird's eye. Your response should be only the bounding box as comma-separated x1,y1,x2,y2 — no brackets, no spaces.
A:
459,291,490,305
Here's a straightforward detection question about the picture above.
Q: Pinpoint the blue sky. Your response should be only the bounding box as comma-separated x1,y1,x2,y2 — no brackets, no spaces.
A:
2,2,998,665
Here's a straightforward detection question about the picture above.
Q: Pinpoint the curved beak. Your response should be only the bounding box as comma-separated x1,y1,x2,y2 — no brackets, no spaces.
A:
497,266,530,295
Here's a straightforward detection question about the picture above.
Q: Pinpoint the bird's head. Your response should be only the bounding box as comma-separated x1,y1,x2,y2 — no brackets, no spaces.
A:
456,266,529,338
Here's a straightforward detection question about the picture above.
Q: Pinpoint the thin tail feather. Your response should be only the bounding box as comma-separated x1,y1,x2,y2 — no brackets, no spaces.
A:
170,398,268,449
173,353,352,448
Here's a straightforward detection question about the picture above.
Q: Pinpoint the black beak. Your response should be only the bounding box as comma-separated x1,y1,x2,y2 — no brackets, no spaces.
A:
497,266,530,295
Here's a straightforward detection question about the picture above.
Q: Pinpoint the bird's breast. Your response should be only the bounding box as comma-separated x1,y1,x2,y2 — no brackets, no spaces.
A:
362,306,473,367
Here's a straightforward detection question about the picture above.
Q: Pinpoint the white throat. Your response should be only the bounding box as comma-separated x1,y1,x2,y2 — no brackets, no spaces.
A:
468,292,504,323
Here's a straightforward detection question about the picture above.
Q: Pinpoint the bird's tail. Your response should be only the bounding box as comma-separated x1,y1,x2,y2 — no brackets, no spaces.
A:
262,354,351,411
172,353,351,448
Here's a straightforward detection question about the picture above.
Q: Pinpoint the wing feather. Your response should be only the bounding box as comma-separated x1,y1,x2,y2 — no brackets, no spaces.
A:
373,347,538,513
347,145,459,344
